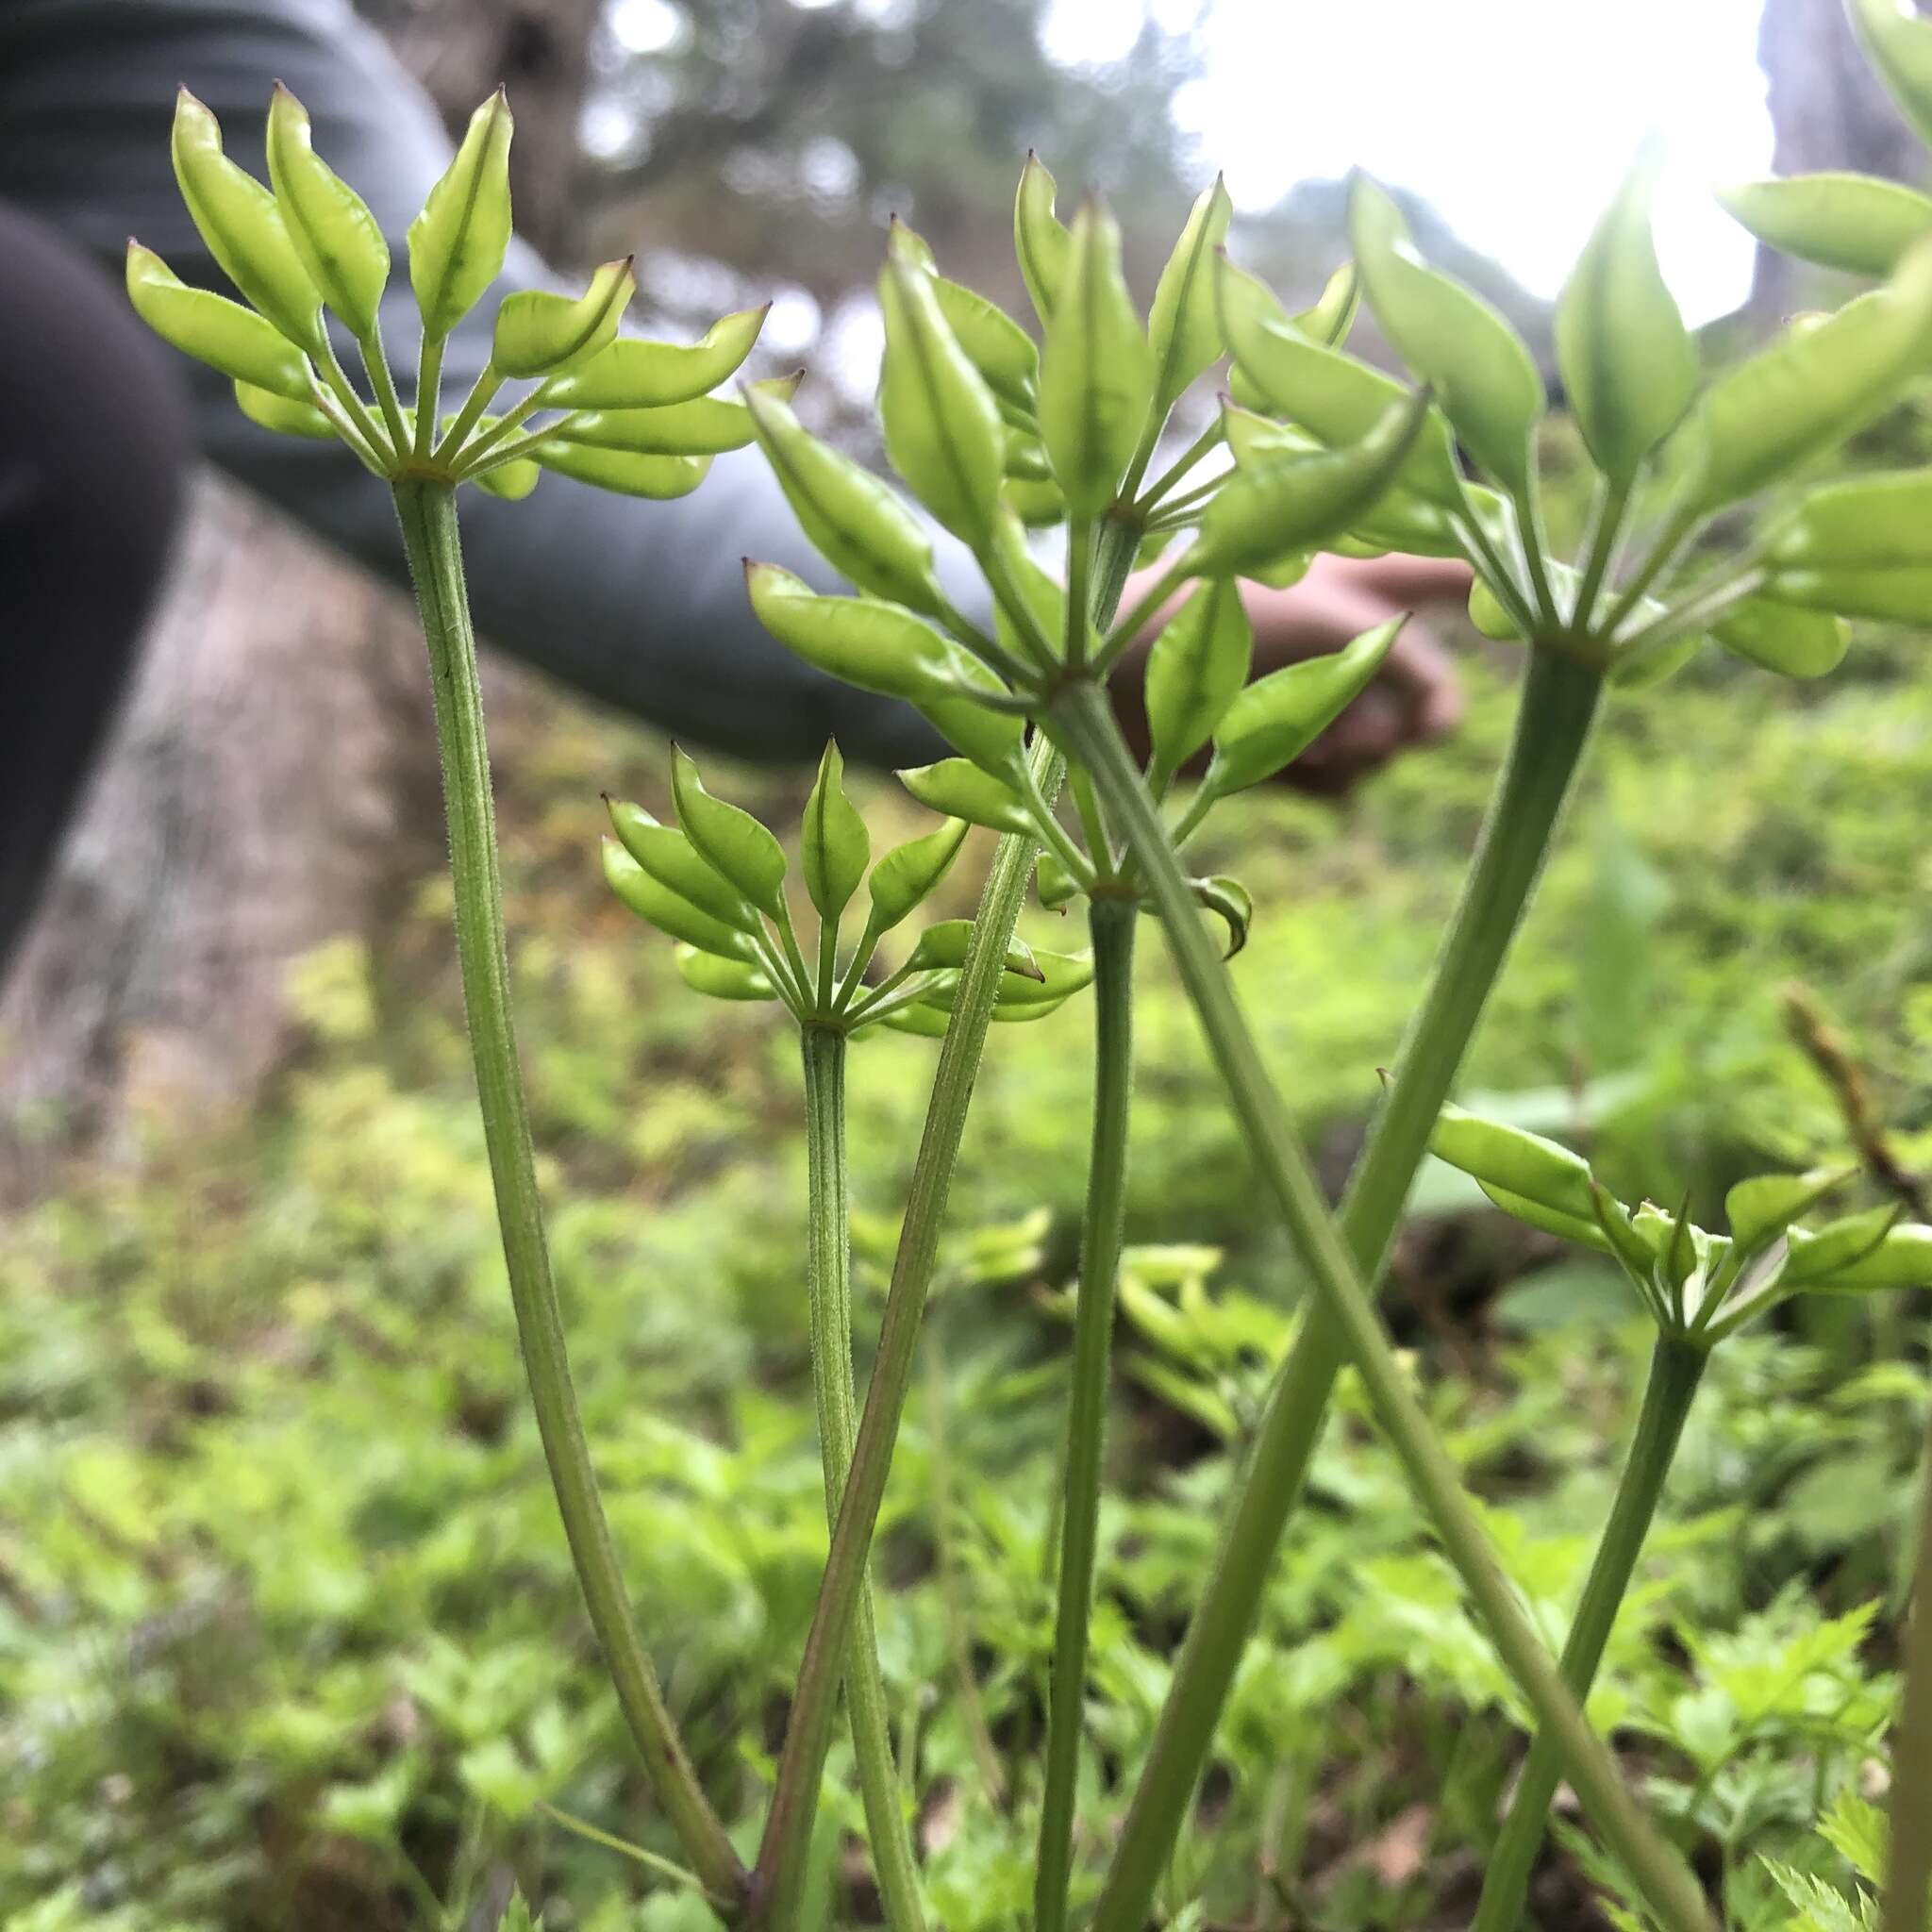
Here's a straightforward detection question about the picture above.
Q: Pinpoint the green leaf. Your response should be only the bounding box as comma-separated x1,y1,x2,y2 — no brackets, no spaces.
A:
1191,874,1253,958
1849,0,1932,149
1188,388,1431,578
1014,151,1074,325
1557,146,1698,484
897,758,1035,837
1350,175,1545,495
1724,1170,1851,1254
1666,240,1932,514
1143,579,1254,790
929,275,1040,409
1197,616,1405,803
905,920,1042,980
264,84,389,340
1037,200,1156,517
601,838,756,959
744,563,958,700
675,945,777,1002
1429,1102,1600,1223
408,91,514,339
605,798,759,932
171,90,325,353
1711,597,1850,679
126,243,315,401
866,818,969,935
1719,173,1932,276
544,306,769,408
1146,175,1234,427
878,226,1006,545
801,742,871,924
234,378,334,439
491,258,636,378
527,442,710,499
1217,255,1463,506
670,749,788,916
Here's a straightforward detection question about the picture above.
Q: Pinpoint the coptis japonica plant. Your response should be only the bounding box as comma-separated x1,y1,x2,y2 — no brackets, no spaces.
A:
125,8,1932,1926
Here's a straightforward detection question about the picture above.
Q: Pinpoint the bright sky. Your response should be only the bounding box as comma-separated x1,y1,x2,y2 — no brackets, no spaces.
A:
1041,0,1776,324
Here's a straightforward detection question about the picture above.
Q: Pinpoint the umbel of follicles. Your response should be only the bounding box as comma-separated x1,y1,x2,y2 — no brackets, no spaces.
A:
602,742,1091,1033
126,85,781,494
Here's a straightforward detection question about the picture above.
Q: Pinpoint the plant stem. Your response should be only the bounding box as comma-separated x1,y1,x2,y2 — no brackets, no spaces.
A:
799,1025,925,1932
1053,674,1712,1932
1884,1391,1932,1932
749,515,1143,1929
1473,1336,1707,1932
389,480,744,1907
1036,896,1139,1932
1087,643,1603,1932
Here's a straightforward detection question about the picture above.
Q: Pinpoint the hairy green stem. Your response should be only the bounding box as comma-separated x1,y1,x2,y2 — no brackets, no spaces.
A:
1474,1336,1707,1932
1053,675,1712,1932
750,516,1142,1928
1087,644,1603,1932
1036,897,1139,1932
389,480,745,1907
1884,1393,1932,1932
800,1026,925,1932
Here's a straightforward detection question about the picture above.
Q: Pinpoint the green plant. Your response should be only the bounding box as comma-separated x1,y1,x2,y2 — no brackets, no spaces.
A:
121,15,1932,1928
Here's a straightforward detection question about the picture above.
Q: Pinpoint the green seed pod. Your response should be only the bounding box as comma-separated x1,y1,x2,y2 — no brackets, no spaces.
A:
1217,254,1462,506
1718,174,1932,277
409,90,514,340
546,306,769,409
1143,578,1254,792
471,458,540,500
929,275,1040,411
491,258,637,379
1002,473,1068,528
1710,598,1849,679
553,393,754,458
1430,1103,1600,1223
1724,1170,1850,1257
1197,615,1405,805
1349,175,1544,496
1034,850,1082,909
743,385,946,614
897,758,1034,837
744,563,959,700
1665,237,1932,515
1187,387,1430,579
671,749,788,916
1849,0,1932,150
264,83,390,340
1772,468,1932,569
914,675,1029,786
170,90,325,353
1191,874,1253,958
1037,201,1156,516
875,1002,952,1040
1796,1222,1932,1291
906,919,1042,981
1763,564,1932,622
126,242,315,400
601,837,757,960
1146,175,1234,427
1786,1205,1901,1287
878,226,1006,546
1557,145,1697,485
1015,151,1074,325
989,508,1070,661
801,741,871,924
233,379,334,439
606,798,759,933
1292,260,1360,348
867,818,969,935
675,946,777,1002
527,442,711,499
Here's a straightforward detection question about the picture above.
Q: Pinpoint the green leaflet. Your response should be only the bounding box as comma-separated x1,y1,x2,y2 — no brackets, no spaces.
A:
801,742,871,924
126,243,315,401
491,258,636,378
544,307,769,409
408,91,514,339
1557,146,1697,484
1719,173,1932,276
265,84,390,340
1143,579,1254,791
671,750,789,917
1037,201,1156,516
1349,175,1545,496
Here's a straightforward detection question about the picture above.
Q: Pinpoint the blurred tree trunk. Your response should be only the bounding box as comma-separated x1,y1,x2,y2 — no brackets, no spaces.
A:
0,3,598,1191
1756,0,1926,313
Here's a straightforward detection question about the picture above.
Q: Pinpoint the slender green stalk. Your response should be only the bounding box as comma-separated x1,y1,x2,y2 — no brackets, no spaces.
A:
1474,1336,1707,1932
799,1026,925,1932
1036,896,1139,1932
749,516,1143,1929
1088,643,1603,1932
389,480,745,1907
1884,1393,1932,1932
1052,676,1712,1932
